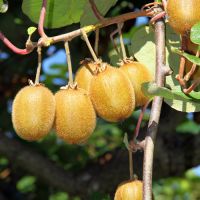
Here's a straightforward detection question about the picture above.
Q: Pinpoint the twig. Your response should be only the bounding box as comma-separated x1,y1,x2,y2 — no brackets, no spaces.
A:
35,46,42,84
81,29,99,63
1,8,153,54
51,9,152,43
117,23,126,60
0,32,34,55
89,0,104,20
38,0,47,38
143,7,166,200
64,41,73,85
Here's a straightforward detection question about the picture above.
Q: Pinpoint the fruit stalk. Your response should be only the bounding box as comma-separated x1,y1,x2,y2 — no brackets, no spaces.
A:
64,41,74,85
35,46,42,84
81,29,99,63
128,149,133,180
94,28,99,56
117,23,126,60
143,6,166,200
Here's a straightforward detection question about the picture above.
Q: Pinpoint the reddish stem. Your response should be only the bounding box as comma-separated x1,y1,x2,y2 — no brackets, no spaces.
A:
0,32,32,55
38,0,47,38
133,101,151,140
89,0,104,20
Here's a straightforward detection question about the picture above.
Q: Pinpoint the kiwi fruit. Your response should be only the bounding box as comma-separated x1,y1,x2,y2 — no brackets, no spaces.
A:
114,180,143,200
55,87,96,144
90,64,135,122
120,61,153,107
75,59,98,92
12,85,55,141
167,0,200,35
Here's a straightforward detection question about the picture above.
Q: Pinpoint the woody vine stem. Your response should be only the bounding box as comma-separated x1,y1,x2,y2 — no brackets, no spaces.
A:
0,0,167,199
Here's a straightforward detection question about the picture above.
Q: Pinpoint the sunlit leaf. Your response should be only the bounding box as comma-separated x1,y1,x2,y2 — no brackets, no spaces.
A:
22,0,87,28
191,22,200,45
172,48,200,66
142,82,200,112
27,26,37,36
0,0,8,13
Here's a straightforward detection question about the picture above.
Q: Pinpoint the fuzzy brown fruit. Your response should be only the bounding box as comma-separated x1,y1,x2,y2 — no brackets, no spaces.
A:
120,62,153,107
167,0,200,35
75,60,98,92
90,65,135,122
12,85,55,141
114,180,143,200
55,87,96,144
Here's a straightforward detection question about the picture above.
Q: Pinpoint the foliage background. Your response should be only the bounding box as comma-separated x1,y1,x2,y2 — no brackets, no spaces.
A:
0,0,200,199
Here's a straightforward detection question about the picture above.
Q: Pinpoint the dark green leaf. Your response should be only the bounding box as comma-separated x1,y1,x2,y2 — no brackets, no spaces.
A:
190,22,200,45
80,0,118,26
22,0,87,28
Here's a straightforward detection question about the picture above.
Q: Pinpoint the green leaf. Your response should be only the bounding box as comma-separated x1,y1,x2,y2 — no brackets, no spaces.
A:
17,176,36,193
80,0,118,26
142,82,200,112
0,0,8,13
129,25,200,112
27,26,37,36
172,48,200,66
49,192,68,200
190,22,200,45
22,0,87,29
176,121,200,134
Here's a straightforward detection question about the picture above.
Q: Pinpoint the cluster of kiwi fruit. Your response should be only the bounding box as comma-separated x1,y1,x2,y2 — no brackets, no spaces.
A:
12,58,152,144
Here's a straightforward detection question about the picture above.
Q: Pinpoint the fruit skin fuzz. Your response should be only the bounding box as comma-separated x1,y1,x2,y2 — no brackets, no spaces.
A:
114,180,143,200
120,61,153,107
55,87,96,144
90,65,135,122
167,0,200,35
12,85,55,141
75,59,98,92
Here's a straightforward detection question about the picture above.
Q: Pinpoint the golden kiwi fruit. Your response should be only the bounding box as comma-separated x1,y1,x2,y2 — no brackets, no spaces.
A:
12,85,55,141
90,64,135,122
114,180,143,200
120,61,153,107
167,0,200,35
75,59,98,92
55,86,96,144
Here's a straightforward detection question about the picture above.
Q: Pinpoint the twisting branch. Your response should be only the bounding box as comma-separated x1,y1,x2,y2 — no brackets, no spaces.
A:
143,5,166,200
89,0,104,20
0,4,154,54
0,32,34,55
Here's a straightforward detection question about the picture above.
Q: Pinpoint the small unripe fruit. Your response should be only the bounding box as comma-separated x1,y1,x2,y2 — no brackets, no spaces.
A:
90,65,135,122
75,60,98,92
167,0,200,35
12,85,55,141
120,62,153,107
114,180,143,200
55,87,96,144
